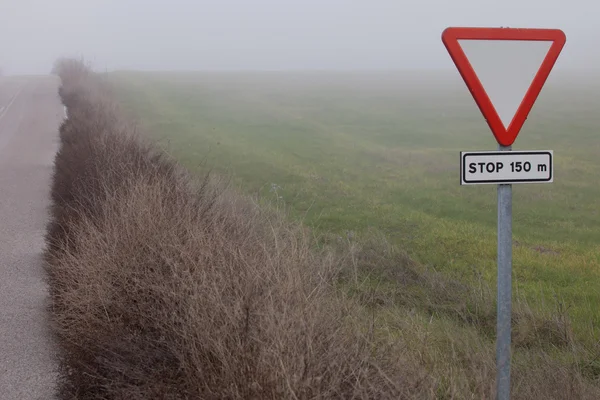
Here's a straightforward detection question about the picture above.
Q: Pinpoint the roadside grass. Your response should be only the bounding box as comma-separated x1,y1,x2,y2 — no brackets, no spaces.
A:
109,70,600,346
46,60,600,398
48,60,420,399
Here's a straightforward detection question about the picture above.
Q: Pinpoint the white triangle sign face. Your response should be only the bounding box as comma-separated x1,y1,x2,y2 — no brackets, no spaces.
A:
442,28,566,146
458,39,552,129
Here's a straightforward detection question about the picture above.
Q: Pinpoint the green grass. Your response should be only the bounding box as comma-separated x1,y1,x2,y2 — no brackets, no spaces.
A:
109,70,600,345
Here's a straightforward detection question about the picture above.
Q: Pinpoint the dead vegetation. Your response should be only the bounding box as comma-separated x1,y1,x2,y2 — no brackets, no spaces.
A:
44,58,600,399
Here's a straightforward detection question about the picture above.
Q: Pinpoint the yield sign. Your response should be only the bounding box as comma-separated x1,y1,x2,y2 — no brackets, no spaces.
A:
442,27,566,146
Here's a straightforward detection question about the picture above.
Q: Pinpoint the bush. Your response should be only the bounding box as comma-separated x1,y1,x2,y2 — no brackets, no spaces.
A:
45,59,421,399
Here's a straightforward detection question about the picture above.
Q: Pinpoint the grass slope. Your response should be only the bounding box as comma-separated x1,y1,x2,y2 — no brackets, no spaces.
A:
44,60,600,398
47,61,414,399
110,70,600,345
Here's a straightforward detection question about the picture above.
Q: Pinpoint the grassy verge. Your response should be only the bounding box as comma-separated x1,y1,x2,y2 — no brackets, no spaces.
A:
44,60,600,399
109,70,600,346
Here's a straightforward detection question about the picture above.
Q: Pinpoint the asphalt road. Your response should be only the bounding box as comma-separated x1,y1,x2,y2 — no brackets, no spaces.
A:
0,76,63,399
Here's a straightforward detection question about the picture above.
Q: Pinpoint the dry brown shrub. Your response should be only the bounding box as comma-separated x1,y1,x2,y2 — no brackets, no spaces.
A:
46,59,428,399
48,172,434,398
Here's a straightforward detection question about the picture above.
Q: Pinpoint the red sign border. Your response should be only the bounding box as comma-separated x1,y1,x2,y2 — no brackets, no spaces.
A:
442,27,566,146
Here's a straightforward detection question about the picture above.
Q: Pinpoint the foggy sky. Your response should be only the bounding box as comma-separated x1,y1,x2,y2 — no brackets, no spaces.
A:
1,0,598,75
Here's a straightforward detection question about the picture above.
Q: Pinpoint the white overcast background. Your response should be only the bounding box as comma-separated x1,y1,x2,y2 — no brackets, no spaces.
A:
0,0,597,74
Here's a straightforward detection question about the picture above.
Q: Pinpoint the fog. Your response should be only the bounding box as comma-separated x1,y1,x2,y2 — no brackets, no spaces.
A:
1,0,598,75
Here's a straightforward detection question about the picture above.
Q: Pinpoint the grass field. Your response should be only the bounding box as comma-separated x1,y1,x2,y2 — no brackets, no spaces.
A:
109,70,600,345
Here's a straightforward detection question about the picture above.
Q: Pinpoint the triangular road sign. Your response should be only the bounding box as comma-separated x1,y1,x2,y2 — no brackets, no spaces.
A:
442,27,566,146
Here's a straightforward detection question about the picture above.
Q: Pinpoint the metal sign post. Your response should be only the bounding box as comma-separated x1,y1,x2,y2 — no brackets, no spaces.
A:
442,27,566,399
496,144,512,400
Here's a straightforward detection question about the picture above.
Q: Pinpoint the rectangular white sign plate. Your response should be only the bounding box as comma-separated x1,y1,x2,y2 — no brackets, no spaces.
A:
460,150,553,185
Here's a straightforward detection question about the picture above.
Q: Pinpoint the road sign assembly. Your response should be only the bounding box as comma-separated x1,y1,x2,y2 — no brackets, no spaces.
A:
442,27,566,400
